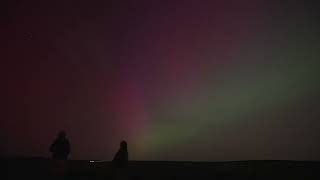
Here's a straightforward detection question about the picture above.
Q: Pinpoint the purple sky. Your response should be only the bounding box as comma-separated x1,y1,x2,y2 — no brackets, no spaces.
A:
2,0,320,161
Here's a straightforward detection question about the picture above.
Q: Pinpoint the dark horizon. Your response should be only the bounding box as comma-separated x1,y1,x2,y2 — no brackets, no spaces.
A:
2,0,320,161
4,156,320,163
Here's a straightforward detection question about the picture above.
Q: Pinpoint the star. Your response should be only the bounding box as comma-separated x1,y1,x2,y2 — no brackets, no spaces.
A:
27,32,33,40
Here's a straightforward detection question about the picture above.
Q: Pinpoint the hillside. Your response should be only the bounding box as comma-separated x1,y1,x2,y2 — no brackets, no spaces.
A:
4,158,320,180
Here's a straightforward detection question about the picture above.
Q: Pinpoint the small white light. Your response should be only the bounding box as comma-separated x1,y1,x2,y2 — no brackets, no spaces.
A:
90,160,95,163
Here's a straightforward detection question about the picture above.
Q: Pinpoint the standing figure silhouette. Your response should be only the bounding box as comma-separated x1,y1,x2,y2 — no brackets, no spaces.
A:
112,140,128,168
49,131,70,160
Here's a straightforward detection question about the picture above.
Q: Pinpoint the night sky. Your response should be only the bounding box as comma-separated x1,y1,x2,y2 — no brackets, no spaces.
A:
2,0,320,161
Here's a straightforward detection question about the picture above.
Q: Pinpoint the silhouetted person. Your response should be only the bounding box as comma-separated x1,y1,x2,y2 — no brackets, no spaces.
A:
49,131,70,160
112,140,128,168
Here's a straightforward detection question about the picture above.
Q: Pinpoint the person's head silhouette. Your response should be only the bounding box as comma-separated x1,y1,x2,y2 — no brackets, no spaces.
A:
58,130,66,139
120,140,127,150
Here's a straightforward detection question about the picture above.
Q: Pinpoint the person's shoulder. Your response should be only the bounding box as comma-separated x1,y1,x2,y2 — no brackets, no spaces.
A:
62,138,70,144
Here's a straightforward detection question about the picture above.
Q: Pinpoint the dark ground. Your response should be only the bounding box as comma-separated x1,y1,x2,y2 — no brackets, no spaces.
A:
3,158,320,180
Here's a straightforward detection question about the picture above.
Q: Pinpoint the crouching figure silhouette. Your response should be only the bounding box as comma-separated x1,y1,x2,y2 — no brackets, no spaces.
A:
112,140,128,168
111,140,129,179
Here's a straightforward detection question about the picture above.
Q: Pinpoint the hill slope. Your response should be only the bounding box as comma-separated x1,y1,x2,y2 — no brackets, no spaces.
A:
4,158,320,180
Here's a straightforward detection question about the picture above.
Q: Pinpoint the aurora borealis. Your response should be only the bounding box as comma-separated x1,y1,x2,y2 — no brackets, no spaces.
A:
2,0,320,161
